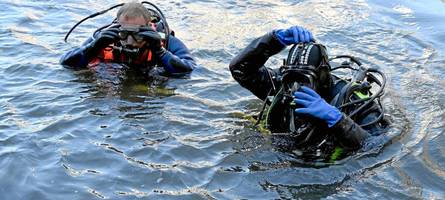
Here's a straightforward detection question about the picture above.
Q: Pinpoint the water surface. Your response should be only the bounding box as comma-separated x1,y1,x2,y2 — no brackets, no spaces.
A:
0,0,444,199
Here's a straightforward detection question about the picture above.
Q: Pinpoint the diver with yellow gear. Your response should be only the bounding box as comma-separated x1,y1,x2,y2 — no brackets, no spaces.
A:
230,26,387,160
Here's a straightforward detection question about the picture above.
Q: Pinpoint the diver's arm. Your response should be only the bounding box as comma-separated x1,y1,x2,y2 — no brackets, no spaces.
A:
333,104,387,149
60,26,120,69
229,32,286,100
60,38,95,68
330,114,370,149
294,86,371,149
158,36,196,76
333,96,390,149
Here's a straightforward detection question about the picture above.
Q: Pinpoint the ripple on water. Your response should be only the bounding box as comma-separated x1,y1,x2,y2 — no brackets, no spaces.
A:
1,0,445,199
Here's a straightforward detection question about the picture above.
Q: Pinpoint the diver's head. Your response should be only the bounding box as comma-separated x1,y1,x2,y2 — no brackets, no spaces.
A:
116,1,152,48
286,43,332,95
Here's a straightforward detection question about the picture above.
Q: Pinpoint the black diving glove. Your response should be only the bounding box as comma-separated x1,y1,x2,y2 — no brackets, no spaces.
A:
137,26,193,74
85,25,120,58
137,26,167,57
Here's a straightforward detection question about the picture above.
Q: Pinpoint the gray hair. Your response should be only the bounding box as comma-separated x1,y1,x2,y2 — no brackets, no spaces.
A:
117,1,152,22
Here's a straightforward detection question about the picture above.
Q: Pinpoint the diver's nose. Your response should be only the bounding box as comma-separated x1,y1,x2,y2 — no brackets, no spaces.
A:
124,36,137,47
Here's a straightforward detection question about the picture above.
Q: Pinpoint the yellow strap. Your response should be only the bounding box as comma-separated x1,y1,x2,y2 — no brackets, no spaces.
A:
352,82,370,99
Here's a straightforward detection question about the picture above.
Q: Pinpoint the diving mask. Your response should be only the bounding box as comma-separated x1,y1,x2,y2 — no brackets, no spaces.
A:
118,25,147,43
283,43,331,92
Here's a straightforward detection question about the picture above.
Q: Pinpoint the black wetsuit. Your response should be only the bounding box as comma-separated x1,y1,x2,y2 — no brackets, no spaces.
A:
229,32,386,152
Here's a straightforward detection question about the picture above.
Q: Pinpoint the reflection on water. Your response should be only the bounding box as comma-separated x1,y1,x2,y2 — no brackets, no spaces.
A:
0,0,444,199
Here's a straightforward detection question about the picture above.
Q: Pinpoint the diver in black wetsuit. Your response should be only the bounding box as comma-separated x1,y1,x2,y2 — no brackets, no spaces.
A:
229,26,387,159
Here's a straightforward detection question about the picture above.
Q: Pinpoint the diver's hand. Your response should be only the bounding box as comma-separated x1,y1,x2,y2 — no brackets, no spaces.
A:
274,26,314,46
138,27,167,57
89,25,120,54
293,86,342,127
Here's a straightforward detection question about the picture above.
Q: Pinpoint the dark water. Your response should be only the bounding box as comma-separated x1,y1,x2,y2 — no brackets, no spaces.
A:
1,0,444,199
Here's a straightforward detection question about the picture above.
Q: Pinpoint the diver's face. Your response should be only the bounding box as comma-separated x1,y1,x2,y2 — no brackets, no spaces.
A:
118,16,148,48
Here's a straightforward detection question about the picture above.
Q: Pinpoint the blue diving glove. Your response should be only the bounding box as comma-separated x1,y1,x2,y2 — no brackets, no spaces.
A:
274,26,314,46
293,86,342,127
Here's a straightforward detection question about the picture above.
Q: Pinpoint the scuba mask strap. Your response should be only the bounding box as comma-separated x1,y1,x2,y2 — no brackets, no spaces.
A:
317,43,331,73
287,43,302,65
316,43,332,93
318,43,329,66
287,42,330,69
286,43,315,66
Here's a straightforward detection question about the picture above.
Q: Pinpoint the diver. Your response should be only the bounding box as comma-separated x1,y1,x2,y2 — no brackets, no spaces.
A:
229,26,387,160
60,1,196,77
